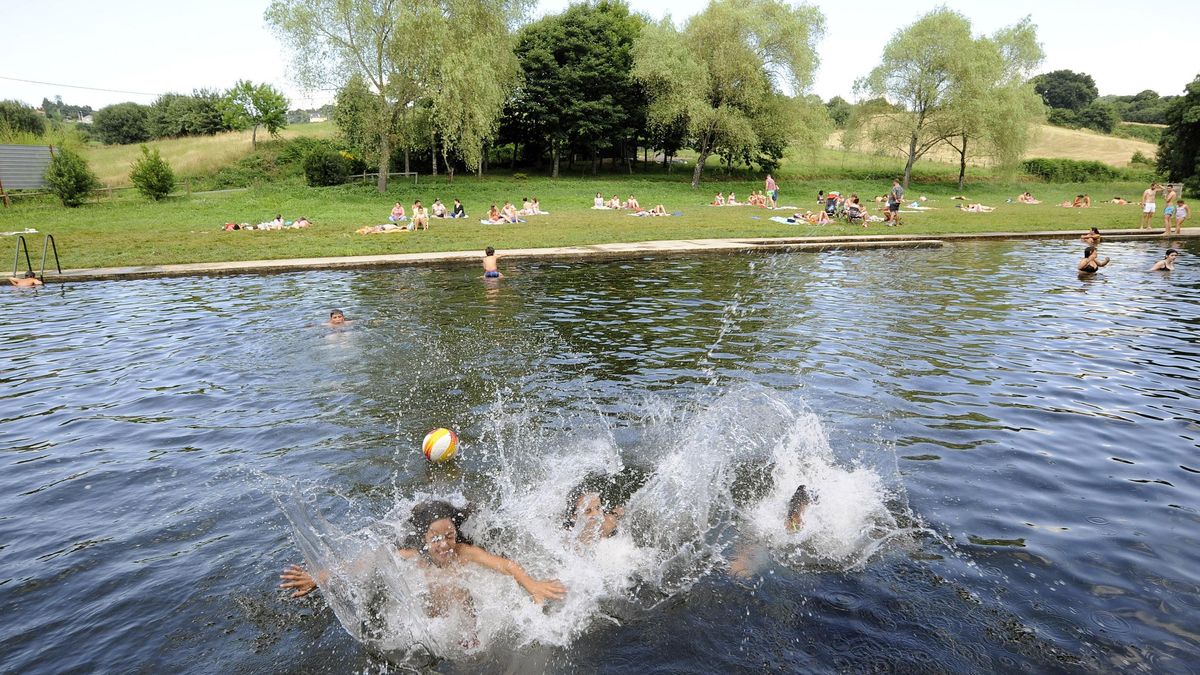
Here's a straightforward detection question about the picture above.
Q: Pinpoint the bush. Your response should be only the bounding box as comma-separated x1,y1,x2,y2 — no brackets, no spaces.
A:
129,145,176,200
1046,108,1080,129
1130,150,1154,167
1021,158,1120,182
44,147,100,207
93,102,151,144
0,99,46,137
1077,102,1120,134
277,136,337,165
1113,123,1163,144
303,147,351,186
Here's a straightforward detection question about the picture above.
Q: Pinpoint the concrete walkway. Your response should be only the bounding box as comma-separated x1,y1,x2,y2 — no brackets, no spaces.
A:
45,227,1198,282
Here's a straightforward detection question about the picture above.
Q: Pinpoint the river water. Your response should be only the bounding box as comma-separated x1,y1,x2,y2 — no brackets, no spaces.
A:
1,238,1198,673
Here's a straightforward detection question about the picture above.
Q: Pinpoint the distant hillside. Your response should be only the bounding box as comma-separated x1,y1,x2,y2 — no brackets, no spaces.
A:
827,124,1157,169
81,122,337,186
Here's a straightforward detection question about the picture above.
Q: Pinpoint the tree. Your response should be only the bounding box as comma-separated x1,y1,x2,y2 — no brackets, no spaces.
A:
222,80,288,149
129,145,176,200
1157,75,1200,195
508,1,645,177
825,96,852,128
0,100,46,138
266,0,528,192
1033,70,1098,111
634,0,824,188
853,8,976,189
1076,101,1119,133
941,16,1045,187
44,147,99,207
93,102,151,145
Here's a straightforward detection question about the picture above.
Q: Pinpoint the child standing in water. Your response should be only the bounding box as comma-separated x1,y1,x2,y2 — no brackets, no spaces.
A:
482,247,501,279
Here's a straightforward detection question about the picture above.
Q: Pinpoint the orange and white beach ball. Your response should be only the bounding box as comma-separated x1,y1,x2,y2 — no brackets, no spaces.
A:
422,428,459,463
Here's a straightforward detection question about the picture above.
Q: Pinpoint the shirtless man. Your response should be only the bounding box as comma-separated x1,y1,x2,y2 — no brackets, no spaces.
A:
1140,183,1160,229
8,272,43,287
482,246,501,279
1162,186,1178,232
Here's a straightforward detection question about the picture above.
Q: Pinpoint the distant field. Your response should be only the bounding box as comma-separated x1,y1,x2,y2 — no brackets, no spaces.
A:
828,124,1157,169
80,121,337,186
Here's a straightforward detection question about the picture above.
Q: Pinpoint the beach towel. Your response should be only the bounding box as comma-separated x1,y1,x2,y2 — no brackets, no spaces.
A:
591,206,611,210
769,216,798,224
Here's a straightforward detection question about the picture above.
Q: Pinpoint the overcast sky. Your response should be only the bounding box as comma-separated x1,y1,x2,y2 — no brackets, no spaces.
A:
2,0,1197,111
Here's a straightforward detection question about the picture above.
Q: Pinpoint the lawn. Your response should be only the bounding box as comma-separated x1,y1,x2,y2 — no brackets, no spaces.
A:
1,171,1156,271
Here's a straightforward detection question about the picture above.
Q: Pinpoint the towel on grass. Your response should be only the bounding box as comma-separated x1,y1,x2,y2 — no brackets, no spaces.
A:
769,216,798,224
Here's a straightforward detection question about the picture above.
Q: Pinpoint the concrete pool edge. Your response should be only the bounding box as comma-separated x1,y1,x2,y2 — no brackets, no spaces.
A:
43,228,1199,282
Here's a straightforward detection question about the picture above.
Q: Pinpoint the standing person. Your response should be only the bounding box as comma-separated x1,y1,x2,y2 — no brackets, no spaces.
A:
1162,185,1178,231
887,178,904,226
1140,183,1160,229
1078,246,1110,274
482,246,502,279
1173,200,1189,234
765,174,778,209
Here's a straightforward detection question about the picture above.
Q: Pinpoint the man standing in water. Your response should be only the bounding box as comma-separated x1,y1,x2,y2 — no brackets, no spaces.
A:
1140,182,1160,229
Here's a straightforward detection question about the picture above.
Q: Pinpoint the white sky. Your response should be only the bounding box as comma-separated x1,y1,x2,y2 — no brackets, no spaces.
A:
2,0,1198,111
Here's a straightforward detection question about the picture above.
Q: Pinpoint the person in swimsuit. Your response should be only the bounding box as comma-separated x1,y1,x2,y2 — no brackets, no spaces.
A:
389,203,407,222
765,174,778,208
594,192,605,208
482,246,502,279
887,179,903,225
1173,200,1189,234
412,201,429,230
563,484,624,545
1078,246,1110,274
1080,227,1102,247
1140,183,1160,229
431,199,447,218
1149,249,1178,271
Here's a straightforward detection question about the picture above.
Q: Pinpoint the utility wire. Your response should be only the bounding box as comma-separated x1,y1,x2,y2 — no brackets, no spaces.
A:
0,75,163,97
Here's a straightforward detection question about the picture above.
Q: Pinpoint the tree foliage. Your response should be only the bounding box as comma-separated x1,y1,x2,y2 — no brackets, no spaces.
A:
0,100,46,138
507,1,645,176
1100,90,1176,125
1033,70,1098,111
93,102,151,145
634,0,825,187
129,145,176,200
825,96,852,128
44,147,99,207
148,90,228,138
222,80,289,149
267,0,528,191
1157,75,1200,195
853,9,1044,188
40,96,93,122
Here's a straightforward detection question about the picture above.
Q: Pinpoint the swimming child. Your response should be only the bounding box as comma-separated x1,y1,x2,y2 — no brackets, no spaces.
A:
482,247,501,279
1149,249,1178,272
327,309,349,326
8,271,43,287
729,485,812,578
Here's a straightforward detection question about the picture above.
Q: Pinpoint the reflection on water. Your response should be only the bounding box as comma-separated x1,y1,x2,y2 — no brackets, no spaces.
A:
1,239,1198,673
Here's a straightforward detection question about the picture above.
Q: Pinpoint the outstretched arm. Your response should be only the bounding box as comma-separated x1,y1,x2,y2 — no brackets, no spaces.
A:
280,564,326,598
459,544,566,604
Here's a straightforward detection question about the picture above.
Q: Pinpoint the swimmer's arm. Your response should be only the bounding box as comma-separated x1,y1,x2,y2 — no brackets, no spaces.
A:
280,564,326,598
458,544,566,604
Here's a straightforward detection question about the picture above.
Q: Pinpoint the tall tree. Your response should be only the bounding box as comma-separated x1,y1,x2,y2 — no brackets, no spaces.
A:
1033,70,1099,111
93,102,151,145
634,0,824,188
222,80,289,149
854,8,983,189
267,0,528,192
1157,75,1200,194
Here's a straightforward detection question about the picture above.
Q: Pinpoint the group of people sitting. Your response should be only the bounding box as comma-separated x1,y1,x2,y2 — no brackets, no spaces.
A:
590,192,670,216
224,215,311,231
359,198,469,234
710,191,773,207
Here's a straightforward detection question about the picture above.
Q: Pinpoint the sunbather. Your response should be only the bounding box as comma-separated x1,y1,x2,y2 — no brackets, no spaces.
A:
431,199,447,218
389,203,407,222
961,203,995,213
412,201,429,230
594,192,605,209
713,192,725,206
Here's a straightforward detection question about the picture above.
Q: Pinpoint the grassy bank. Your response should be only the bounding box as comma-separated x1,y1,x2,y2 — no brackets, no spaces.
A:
1,173,1158,270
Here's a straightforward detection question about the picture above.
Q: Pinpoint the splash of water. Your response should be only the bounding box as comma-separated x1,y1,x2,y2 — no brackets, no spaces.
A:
276,384,913,663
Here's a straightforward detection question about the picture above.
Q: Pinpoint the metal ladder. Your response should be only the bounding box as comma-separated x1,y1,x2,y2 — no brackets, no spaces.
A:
11,234,61,282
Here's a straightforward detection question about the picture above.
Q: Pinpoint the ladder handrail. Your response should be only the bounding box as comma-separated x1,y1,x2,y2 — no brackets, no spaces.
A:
40,234,61,278
12,235,33,278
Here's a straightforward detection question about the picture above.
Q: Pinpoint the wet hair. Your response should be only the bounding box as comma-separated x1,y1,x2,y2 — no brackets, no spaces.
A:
1083,246,1096,258
485,246,495,256
405,500,473,549
330,309,344,318
23,271,36,279
788,485,811,521
563,475,613,528
1166,249,1178,257
1090,227,1100,234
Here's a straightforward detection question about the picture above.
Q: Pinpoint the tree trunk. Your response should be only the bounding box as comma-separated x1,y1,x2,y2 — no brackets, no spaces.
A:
443,145,453,184
404,148,410,175
957,133,967,190
552,145,560,179
252,124,259,150
690,132,712,188
432,137,438,176
591,149,598,176
903,132,918,190
377,133,390,193
511,142,518,170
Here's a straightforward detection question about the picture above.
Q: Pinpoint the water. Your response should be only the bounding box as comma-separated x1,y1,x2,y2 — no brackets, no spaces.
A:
2,238,1198,673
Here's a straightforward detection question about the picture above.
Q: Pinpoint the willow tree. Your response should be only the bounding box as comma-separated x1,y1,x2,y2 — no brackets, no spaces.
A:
633,0,824,188
266,0,527,192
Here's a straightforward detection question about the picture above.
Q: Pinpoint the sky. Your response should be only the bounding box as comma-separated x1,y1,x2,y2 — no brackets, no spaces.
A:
2,0,1198,112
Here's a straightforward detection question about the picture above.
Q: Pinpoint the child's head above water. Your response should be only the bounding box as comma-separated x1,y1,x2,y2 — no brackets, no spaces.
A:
787,485,811,530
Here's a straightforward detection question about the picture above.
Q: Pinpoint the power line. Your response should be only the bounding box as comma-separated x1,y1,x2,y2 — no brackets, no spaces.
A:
0,75,163,97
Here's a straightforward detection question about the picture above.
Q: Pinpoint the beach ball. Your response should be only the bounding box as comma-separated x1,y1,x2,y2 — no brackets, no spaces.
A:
422,428,459,463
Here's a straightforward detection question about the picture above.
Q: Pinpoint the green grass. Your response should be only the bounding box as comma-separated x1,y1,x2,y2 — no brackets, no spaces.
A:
1,170,1156,271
